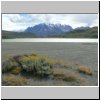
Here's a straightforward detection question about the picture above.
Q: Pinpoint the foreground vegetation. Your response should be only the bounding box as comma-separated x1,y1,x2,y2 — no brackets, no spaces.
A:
2,53,94,86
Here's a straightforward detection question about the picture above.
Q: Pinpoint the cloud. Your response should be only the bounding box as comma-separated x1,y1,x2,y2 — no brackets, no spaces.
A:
90,19,98,27
2,14,98,31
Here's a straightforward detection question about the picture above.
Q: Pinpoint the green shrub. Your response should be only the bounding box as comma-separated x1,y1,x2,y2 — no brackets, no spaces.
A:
2,58,18,73
2,53,53,77
11,67,22,75
18,55,53,77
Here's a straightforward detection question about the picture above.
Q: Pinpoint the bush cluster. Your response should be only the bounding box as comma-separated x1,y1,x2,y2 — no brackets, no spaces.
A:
2,53,53,77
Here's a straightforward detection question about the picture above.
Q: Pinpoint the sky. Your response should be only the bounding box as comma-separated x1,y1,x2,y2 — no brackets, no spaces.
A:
2,14,98,31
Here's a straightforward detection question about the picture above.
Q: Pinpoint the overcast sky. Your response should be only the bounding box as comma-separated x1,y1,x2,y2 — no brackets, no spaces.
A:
2,14,98,31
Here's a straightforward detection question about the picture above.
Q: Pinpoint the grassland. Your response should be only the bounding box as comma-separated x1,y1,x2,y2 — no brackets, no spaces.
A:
2,43,98,86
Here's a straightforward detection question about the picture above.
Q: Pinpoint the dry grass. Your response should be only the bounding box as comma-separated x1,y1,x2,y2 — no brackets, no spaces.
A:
2,74,28,86
53,68,66,79
63,73,79,81
78,77,88,85
78,66,93,75
54,60,69,68
53,68,79,82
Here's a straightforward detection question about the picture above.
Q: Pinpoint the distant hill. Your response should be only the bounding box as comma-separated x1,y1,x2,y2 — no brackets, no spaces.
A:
48,27,98,38
2,31,36,39
25,23,73,37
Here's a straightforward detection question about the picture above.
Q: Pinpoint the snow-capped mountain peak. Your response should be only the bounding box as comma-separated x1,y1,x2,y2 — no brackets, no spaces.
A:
25,23,73,36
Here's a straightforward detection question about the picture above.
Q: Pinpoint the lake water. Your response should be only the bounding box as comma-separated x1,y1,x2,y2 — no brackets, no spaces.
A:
2,38,98,42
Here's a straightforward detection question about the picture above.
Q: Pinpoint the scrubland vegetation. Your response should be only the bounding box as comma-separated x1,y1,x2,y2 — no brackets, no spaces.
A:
2,52,94,86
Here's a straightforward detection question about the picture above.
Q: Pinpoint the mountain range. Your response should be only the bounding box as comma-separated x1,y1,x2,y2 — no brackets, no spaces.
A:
2,23,98,38
25,23,73,37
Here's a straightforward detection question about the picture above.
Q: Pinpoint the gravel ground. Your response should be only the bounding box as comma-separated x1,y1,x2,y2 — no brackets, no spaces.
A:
1,42,98,86
2,42,98,69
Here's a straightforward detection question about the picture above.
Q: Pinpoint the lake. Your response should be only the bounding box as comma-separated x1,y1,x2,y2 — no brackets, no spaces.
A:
2,38,98,42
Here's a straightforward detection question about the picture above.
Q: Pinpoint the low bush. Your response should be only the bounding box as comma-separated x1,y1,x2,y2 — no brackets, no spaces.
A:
18,55,53,77
2,53,54,77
